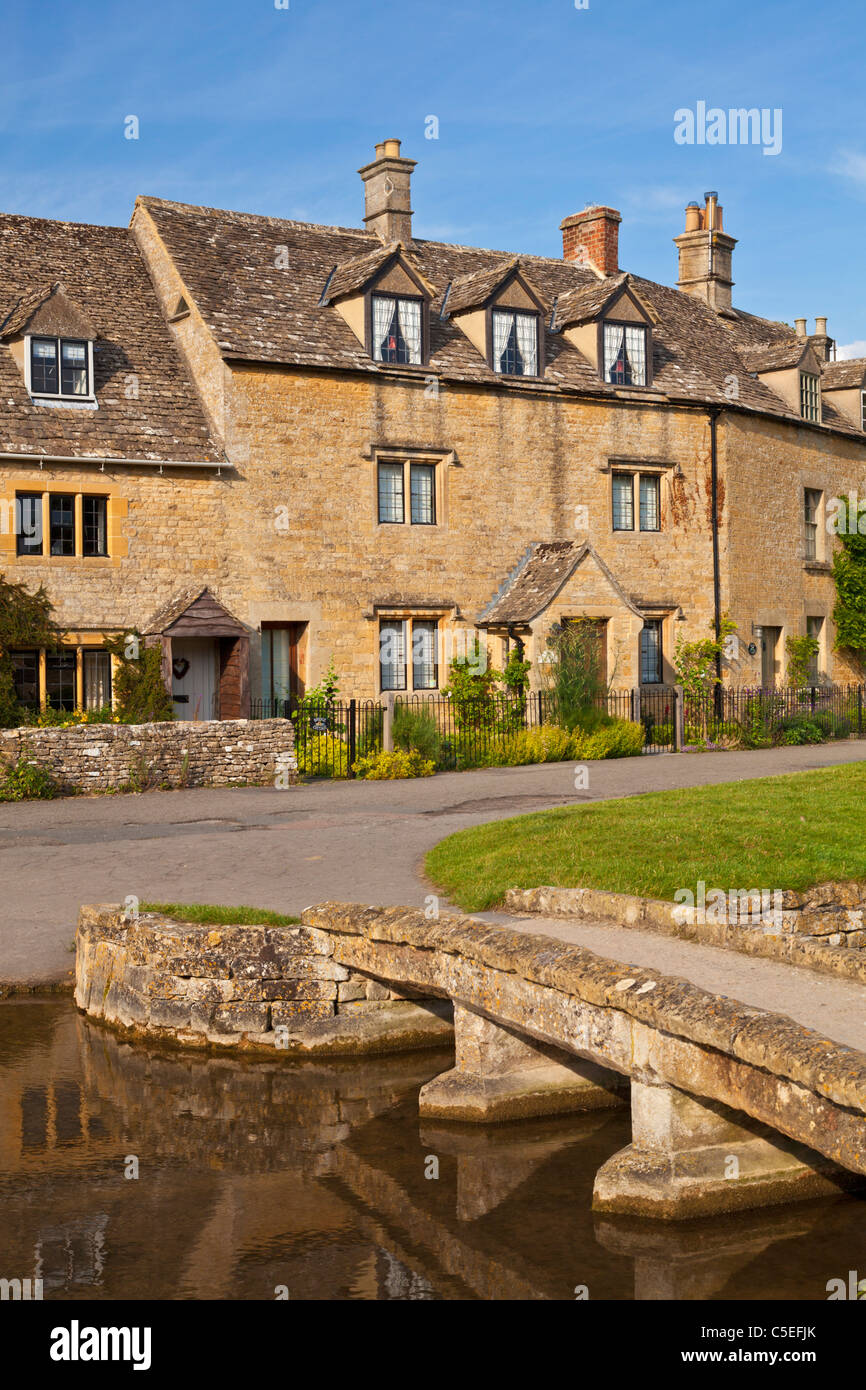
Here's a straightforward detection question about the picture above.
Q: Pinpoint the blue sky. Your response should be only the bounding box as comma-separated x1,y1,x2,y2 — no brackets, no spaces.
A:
5,0,866,349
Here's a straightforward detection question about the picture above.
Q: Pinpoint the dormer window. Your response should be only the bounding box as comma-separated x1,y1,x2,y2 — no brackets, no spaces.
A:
492,309,538,377
30,336,91,398
371,294,423,365
603,323,647,386
800,371,820,423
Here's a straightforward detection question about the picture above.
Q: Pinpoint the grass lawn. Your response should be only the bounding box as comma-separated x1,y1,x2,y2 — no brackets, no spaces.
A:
425,762,866,912
139,902,300,926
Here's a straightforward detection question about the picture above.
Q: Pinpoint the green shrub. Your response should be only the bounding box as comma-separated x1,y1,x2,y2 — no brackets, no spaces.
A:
650,722,674,745
778,715,824,746
352,748,436,779
393,706,442,763
0,756,60,801
296,733,347,777
572,719,645,760
812,710,853,740
516,726,573,763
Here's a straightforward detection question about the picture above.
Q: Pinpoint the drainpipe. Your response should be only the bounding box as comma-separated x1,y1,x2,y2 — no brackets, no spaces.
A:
708,408,723,706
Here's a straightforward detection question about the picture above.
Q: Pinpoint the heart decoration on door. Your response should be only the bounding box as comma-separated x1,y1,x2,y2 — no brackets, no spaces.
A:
172,658,190,680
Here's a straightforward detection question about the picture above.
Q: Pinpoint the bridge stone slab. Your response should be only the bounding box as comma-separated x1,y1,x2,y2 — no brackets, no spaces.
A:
418,1004,627,1123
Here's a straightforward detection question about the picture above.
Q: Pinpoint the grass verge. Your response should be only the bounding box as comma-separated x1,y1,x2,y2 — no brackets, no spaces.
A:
424,763,866,912
139,902,300,926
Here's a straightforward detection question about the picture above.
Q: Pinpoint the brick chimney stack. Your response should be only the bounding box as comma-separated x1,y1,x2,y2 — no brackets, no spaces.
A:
674,191,737,311
359,138,416,244
560,206,621,276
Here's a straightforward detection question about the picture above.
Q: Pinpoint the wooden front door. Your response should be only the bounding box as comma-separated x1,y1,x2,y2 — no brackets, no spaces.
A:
171,638,217,720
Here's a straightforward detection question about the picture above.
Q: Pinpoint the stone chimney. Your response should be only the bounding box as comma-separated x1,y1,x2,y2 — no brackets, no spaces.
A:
673,191,737,311
795,317,807,339
359,138,416,244
560,206,621,276
808,316,833,363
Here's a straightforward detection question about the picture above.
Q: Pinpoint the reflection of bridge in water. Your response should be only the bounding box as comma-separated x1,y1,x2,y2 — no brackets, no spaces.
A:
1,999,864,1300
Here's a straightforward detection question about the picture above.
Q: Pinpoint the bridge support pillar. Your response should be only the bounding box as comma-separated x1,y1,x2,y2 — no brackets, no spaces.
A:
418,1004,627,1123
593,1079,862,1221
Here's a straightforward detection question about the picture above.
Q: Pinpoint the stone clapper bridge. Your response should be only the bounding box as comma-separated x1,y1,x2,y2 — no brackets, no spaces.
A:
75,902,866,1221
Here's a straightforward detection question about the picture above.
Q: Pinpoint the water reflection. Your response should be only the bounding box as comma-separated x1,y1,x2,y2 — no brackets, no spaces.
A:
0,999,864,1301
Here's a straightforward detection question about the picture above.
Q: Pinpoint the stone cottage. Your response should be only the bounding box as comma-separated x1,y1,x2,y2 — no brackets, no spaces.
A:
2,142,865,716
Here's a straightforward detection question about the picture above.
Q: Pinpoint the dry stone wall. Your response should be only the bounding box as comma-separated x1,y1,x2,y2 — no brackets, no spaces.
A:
0,718,296,793
75,905,445,1053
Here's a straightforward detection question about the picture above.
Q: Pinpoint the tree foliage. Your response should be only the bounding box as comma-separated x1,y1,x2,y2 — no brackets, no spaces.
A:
0,574,62,727
103,632,174,724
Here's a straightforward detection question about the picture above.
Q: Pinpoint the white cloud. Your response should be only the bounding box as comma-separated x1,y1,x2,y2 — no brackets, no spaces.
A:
837,340,866,360
831,150,866,186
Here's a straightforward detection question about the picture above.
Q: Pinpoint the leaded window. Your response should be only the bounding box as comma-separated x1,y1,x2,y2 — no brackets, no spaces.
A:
377,462,405,523
49,495,75,556
411,620,439,690
45,652,76,710
371,296,423,365
379,620,407,691
410,463,435,525
11,650,39,708
492,310,538,377
639,475,660,531
82,496,108,557
612,472,634,530
640,620,663,685
800,371,820,423
603,323,647,386
15,492,42,556
804,489,821,562
83,651,112,709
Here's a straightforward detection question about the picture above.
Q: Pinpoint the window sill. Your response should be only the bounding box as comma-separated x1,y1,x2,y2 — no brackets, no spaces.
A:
30,395,98,411
804,560,832,574
13,554,112,565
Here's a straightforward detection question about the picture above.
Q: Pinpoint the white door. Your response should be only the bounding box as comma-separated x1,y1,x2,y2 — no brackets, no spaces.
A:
171,639,217,721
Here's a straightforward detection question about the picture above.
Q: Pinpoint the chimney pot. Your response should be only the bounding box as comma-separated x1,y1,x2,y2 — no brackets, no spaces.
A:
559,205,621,276
795,317,807,338
815,316,828,336
383,138,401,157
674,191,736,311
684,202,702,232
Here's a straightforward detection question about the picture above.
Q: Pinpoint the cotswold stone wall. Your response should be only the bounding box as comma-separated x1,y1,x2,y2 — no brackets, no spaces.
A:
0,718,296,792
75,905,450,1053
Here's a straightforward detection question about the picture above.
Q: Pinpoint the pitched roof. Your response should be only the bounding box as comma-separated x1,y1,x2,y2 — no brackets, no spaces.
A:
0,214,221,462
445,257,547,316
478,540,643,624
823,359,866,389
143,587,245,635
554,273,627,328
133,195,866,438
738,339,809,372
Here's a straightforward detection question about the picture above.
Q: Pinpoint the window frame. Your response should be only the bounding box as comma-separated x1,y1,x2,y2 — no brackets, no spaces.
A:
12,489,112,560
378,616,442,694
82,494,109,558
799,371,821,423
15,491,43,557
27,335,94,401
375,456,439,529
639,618,664,686
600,319,651,388
805,616,824,684
49,493,76,557
861,389,866,432
368,292,427,367
488,306,542,379
803,488,822,563
611,468,663,533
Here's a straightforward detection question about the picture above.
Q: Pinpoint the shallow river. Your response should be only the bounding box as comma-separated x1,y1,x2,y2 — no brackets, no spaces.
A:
1,998,864,1301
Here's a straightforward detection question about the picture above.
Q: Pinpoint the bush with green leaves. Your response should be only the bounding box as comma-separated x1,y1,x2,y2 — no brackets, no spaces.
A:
393,706,442,764
541,620,607,731
778,715,824,746
572,719,645,760
352,748,436,779
103,633,174,724
0,756,60,801
296,733,348,777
